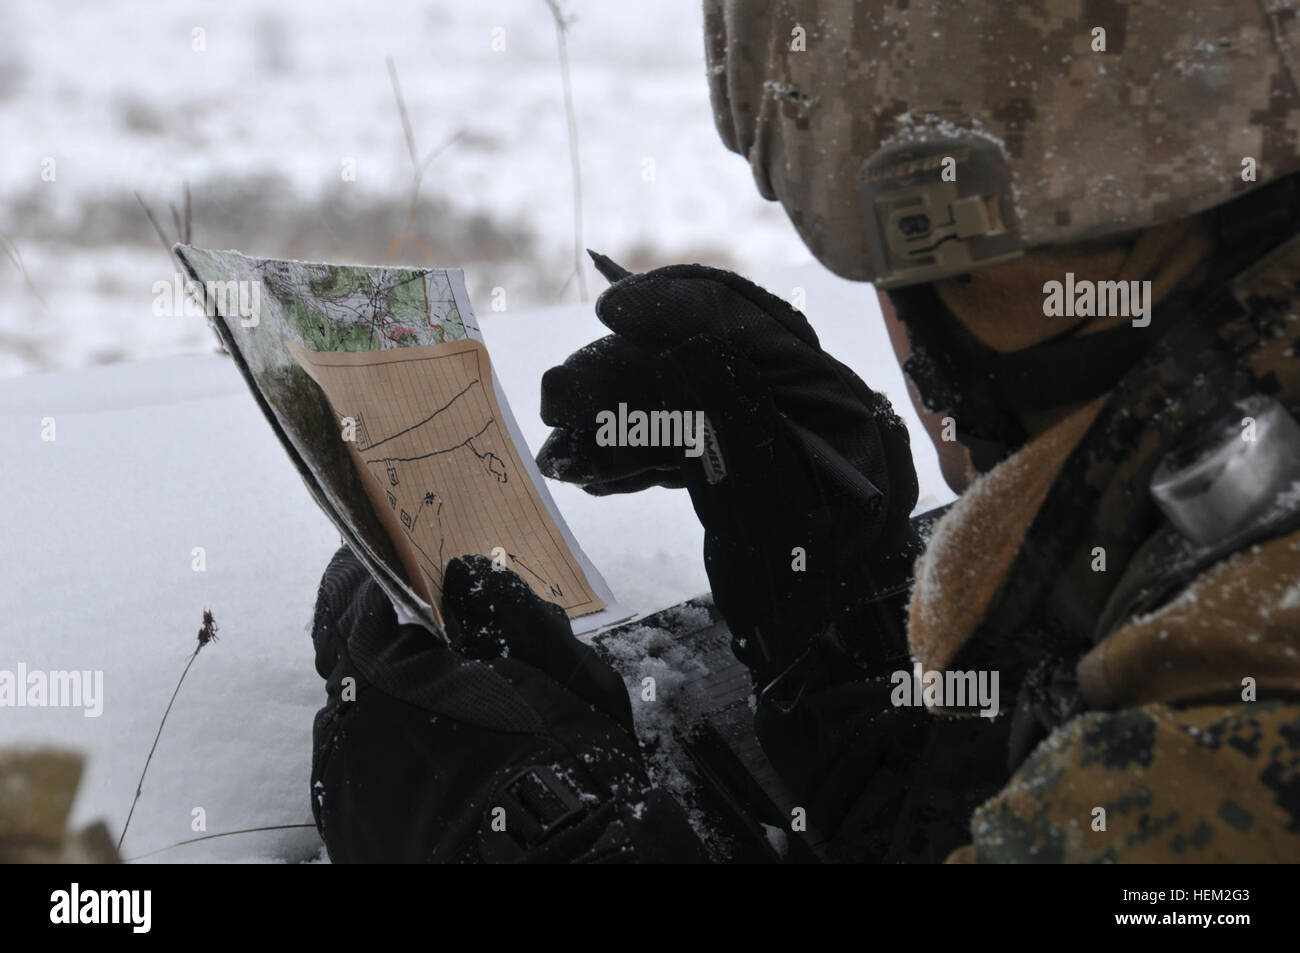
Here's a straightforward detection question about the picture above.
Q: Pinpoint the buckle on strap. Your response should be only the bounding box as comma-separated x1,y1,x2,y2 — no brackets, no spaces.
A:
494,764,588,848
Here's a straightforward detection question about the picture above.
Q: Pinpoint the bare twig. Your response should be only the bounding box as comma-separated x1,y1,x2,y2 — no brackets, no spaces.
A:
544,0,588,302
134,191,177,265
387,55,420,170
555,267,577,299
136,184,225,354
117,610,219,852
169,202,184,245
125,822,318,862
0,232,49,311
385,55,464,262
134,182,195,267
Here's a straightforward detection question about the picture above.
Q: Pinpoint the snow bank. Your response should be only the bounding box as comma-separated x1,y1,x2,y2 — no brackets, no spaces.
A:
0,260,950,862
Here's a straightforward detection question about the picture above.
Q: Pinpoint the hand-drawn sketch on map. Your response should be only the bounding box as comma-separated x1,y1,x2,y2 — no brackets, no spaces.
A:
175,246,626,638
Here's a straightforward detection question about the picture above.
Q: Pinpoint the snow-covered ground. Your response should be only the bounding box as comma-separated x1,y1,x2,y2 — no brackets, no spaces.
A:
0,0,812,377
1,0,956,863
0,260,952,863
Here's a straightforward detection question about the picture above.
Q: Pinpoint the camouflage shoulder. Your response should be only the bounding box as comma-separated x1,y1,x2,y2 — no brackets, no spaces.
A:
967,701,1300,863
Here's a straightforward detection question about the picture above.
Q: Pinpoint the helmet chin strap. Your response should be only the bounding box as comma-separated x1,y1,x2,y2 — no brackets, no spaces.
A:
886,173,1300,474
888,280,1028,472
891,279,1219,473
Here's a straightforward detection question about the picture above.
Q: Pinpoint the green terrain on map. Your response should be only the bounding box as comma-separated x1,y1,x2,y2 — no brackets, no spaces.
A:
265,263,466,352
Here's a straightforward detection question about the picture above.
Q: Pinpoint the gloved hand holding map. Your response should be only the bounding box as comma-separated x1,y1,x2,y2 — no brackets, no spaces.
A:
175,246,627,637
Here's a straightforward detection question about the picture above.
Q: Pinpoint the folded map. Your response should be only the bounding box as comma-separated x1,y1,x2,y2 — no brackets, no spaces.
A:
174,246,628,637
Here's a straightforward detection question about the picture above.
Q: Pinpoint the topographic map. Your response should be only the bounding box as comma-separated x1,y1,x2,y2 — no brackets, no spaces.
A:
180,249,475,373
261,260,467,352
175,247,619,637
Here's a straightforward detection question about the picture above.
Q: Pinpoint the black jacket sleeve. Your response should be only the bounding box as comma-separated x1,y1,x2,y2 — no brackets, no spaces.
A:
750,508,1012,863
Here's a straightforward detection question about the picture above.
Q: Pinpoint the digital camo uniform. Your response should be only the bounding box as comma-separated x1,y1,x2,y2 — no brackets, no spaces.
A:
705,0,1300,861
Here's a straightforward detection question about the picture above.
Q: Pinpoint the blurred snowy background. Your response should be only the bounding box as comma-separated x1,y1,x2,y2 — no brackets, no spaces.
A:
0,0,954,862
0,0,813,377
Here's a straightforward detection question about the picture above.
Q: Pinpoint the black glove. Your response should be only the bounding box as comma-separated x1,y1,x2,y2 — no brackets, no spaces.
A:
538,254,919,686
309,545,705,863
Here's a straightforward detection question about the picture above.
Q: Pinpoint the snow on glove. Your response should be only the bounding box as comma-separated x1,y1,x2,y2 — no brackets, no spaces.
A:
309,545,704,863
537,254,919,685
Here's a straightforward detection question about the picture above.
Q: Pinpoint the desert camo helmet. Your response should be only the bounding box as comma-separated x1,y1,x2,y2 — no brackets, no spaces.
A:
704,0,1300,287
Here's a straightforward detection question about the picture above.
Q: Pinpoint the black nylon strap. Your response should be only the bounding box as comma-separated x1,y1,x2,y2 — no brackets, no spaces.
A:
986,312,1174,408
891,173,1300,469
